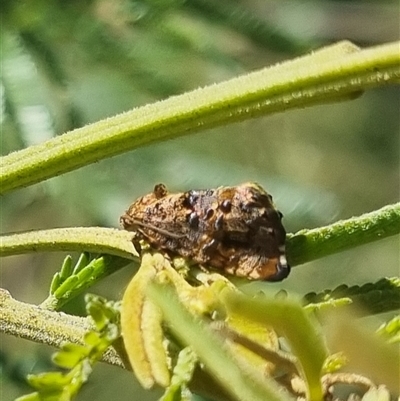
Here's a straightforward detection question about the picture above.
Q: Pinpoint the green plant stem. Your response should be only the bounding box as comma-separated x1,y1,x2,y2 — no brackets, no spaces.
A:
1,203,399,270
287,202,400,266
0,288,125,369
0,227,138,259
1,41,399,194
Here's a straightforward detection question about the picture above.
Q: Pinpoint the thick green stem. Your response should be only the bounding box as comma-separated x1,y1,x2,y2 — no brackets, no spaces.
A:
1,41,399,194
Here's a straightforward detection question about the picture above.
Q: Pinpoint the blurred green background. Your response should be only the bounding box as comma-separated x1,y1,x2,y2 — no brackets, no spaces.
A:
1,0,399,399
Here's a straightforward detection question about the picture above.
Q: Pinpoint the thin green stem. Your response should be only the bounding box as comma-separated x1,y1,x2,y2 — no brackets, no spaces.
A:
1,41,399,194
287,202,400,266
1,203,399,270
0,227,138,259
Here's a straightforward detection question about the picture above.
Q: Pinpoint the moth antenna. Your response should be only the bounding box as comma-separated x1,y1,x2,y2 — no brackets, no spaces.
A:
130,219,186,239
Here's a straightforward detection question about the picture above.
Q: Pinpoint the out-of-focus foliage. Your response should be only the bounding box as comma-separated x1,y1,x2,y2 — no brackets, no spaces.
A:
1,0,399,400
15,295,121,401
376,315,400,344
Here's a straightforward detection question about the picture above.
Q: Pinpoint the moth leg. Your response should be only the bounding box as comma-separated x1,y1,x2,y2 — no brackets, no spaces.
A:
125,218,186,239
202,238,219,255
268,254,291,282
120,213,134,228
214,213,224,231
201,211,225,254
188,212,199,228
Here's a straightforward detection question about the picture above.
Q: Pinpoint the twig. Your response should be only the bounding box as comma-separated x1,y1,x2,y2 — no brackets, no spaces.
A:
0,288,125,368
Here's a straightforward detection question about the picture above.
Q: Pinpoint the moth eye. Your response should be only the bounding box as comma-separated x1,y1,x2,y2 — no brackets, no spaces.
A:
278,211,283,219
220,199,232,213
153,184,167,199
188,212,199,228
205,208,214,220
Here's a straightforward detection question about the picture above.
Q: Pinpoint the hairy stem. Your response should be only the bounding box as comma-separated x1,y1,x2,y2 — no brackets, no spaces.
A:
0,227,138,259
1,41,399,194
0,289,125,368
287,202,400,266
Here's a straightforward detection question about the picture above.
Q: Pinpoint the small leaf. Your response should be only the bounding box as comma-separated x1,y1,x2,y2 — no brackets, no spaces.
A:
53,276,80,297
76,265,95,284
61,343,89,357
15,392,41,401
376,315,400,343
83,331,102,347
49,272,62,295
161,347,197,401
72,253,89,275
304,297,352,312
225,306,280,376
85,294,120,331
52,350,84,369
16,392,67,401
87,303,107,330
27,372,69,390
322,352,347,373
59,255,73,280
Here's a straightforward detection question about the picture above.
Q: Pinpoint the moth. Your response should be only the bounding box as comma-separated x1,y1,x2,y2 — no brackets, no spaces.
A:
120,182,290,281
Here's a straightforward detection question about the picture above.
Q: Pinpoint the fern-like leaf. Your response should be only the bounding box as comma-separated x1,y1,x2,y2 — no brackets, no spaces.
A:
41,253,128,311
303,277,400,315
